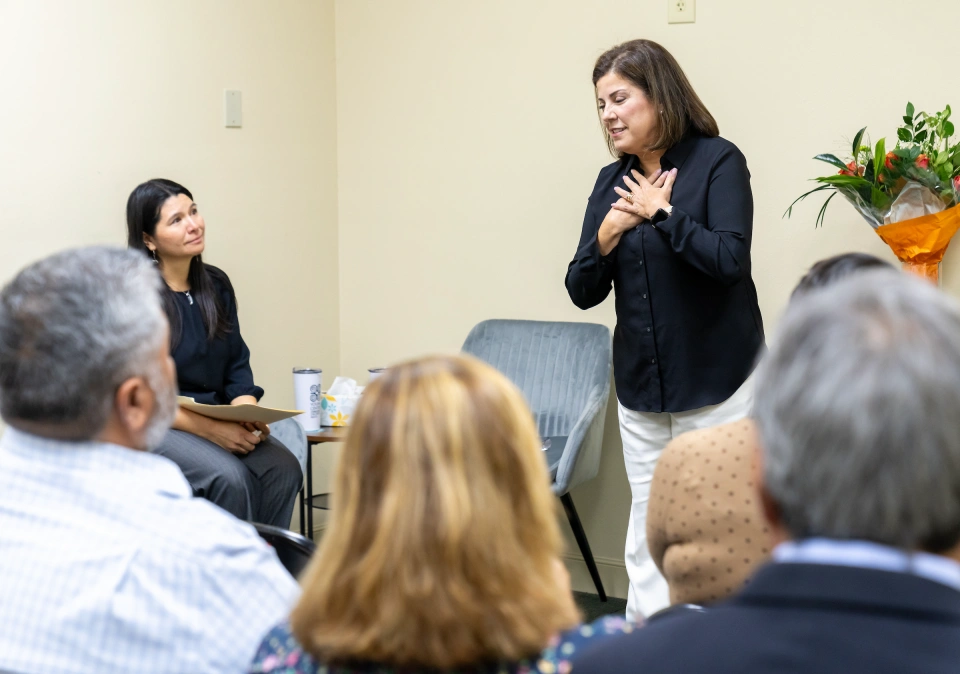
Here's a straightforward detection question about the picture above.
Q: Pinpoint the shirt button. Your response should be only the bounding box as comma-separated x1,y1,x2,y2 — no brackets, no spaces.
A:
646,327,651,332
639,260,644,266
651,358,657,364
643,294,648,299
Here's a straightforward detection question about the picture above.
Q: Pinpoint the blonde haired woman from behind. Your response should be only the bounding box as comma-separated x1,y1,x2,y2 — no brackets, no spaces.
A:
249,355,634,674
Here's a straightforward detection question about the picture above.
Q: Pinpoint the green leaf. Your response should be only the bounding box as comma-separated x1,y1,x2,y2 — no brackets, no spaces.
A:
907,102,916,118
783,184,834,219
915,130,928,143
815,191,838,229
903,116,914,125
871,186,890,210
945,121,955,137
945,162,954,175
874,137,885,186
851,127,866,156
814,174,872,188
814,154,850,171
947,104,952,118
898,128,913,142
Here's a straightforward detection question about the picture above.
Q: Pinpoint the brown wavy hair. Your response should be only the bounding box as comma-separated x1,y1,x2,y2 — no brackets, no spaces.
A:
593,39,718,156
290,355,579,669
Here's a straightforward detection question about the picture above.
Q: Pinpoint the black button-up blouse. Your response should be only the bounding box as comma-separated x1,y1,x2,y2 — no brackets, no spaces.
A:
171,267,264,406
566,134,764,413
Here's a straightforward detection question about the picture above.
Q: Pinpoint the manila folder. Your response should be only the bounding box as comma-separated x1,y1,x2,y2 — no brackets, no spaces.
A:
177,396,302,424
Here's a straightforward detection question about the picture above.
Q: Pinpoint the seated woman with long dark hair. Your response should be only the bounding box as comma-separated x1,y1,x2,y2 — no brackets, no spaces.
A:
127,178,302,527
249,355,633,674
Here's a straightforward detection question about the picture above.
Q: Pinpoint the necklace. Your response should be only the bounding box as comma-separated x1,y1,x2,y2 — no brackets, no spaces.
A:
183,290,193,305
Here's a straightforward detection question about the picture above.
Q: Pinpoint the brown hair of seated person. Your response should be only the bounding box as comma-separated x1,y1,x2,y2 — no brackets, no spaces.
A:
290,355,580,669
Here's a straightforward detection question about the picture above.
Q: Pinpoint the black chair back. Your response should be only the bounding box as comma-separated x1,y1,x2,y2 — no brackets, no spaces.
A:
253,523,316,579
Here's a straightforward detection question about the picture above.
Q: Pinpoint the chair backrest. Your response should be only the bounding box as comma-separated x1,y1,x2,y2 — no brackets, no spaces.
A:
462,319,611,492
462,319,611,438
253,522,316,580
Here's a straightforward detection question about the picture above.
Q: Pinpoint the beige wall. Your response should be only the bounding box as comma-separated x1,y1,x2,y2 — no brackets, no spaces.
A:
335,0,960,595
0,0,340,418
6,0,960,598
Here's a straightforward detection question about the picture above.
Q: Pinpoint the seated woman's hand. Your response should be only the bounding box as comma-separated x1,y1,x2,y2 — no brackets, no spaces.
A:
241,421,272,438
202,418,263,455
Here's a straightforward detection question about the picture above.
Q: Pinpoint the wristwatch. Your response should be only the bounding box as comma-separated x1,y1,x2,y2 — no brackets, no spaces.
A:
650,204,674,225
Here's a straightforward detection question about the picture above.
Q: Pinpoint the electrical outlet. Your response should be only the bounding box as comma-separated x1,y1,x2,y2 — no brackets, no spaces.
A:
668,0,695,23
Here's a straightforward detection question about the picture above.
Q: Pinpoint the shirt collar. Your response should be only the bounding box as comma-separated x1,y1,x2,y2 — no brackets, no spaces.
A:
661,133,698,170
0,426,192,500
623,132,699,175
774,538,960,593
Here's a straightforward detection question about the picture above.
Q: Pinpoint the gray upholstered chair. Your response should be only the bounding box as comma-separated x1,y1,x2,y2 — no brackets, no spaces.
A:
462,319,612,600
269,417,309,534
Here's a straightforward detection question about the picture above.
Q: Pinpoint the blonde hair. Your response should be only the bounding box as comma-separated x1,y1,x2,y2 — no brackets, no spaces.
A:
290,355,579,669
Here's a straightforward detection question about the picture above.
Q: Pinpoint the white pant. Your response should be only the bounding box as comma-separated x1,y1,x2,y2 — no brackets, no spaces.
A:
620,378,754,620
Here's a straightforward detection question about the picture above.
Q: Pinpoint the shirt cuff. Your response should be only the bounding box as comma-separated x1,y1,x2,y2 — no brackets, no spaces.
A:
225,384,264,403
650,207,679,232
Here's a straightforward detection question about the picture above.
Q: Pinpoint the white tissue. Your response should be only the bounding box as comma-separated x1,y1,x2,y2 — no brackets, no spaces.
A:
328,376,359,396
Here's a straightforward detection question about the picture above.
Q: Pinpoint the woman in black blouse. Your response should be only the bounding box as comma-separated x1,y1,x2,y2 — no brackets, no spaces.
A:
127,179,302,527
565,40,764,620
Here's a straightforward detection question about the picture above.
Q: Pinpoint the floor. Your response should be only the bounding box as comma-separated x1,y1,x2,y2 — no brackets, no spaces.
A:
573,591,627,622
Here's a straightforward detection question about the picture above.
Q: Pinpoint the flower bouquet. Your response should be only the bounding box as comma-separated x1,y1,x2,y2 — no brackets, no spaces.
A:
786,103,960,283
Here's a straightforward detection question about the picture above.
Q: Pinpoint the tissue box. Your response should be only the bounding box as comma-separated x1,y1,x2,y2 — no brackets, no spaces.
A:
319,393,360,427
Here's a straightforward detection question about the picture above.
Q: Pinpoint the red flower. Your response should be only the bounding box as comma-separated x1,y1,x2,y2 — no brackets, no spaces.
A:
839,160,864,177
916,154,930,169
954,175,960,191
885,152,897,170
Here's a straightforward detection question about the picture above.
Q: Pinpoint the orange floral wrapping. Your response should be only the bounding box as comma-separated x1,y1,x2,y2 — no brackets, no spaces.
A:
875,203,960,284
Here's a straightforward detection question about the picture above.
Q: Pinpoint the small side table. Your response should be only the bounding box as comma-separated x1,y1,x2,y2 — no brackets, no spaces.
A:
300,427,348,540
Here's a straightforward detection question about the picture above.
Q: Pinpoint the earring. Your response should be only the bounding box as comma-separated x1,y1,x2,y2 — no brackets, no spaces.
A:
150,249,158,264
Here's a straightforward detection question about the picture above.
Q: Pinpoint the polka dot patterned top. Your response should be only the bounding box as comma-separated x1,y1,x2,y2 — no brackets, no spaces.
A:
248,616,635,674
646,418,773,606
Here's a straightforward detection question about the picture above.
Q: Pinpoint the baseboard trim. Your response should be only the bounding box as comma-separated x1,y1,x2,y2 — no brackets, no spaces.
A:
563,552,629,600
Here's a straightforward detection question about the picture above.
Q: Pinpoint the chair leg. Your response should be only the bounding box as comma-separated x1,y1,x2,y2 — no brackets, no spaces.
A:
306,442,315,541
560,492,607,602
298,486,306,537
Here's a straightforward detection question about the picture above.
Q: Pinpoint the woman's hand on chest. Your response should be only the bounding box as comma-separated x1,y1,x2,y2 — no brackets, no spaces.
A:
613,168,676,220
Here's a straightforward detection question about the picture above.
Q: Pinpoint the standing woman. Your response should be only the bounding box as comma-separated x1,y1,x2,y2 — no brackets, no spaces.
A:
127,179,302,527
565,40,764,620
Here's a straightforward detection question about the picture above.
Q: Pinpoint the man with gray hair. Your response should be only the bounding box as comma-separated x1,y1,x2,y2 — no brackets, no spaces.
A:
573,270,960,673
0,247,299,674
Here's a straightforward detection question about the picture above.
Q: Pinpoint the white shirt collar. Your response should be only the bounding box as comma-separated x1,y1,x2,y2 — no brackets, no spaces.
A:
774,537,960,592
0,425,192,499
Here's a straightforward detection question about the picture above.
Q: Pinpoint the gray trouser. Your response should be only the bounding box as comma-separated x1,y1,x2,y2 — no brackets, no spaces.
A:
152,429,303,528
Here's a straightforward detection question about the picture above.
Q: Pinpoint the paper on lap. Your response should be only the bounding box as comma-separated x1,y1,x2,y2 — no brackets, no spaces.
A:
176,397,302,424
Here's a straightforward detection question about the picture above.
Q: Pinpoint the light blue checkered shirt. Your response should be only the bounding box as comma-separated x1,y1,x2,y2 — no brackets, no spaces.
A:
0,427,301,674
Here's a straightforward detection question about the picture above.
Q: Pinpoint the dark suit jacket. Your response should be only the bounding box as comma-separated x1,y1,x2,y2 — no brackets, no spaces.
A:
571,562,960,673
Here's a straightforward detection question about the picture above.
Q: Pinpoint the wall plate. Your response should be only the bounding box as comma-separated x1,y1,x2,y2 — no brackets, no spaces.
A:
668,0,695,23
